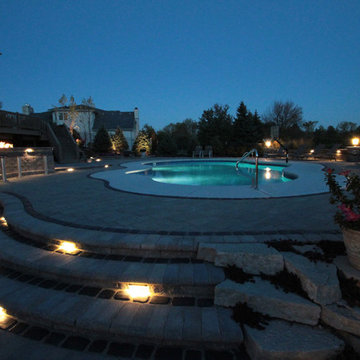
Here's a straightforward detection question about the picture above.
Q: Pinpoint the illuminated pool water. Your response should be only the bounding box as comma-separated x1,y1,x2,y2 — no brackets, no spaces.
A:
138,161,291,186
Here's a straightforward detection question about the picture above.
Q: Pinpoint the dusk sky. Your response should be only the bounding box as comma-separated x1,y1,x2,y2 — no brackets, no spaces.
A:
1,0,359,130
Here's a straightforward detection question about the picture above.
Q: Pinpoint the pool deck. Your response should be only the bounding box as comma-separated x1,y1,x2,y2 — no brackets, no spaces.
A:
1,157,357,235
0,157,360,359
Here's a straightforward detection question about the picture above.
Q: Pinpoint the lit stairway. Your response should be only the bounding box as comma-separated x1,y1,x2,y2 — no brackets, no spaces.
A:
0,194,245,359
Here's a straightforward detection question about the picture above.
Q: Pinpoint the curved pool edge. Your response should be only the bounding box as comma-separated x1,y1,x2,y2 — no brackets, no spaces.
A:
90,158,329,199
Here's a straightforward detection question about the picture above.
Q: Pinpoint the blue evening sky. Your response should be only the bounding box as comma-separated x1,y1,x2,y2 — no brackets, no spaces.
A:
1,0,359,130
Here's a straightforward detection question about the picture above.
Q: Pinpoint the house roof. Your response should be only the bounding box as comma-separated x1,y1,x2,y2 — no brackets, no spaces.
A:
93,110,135,130
34,106,136,130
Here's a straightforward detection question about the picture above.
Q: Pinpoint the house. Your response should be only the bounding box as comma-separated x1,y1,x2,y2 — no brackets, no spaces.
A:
28,105,139,149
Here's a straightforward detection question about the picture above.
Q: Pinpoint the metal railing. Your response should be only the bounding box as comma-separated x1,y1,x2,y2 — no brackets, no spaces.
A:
236,148,259,189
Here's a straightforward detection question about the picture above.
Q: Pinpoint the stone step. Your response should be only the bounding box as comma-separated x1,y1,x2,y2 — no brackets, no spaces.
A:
0,331,108,360
0,276,243,349
215,279,320,326
0,229,224,297
197,243,284,275
0,192,196,258
321,302,360,337
283,251,341,305
244,319,344,360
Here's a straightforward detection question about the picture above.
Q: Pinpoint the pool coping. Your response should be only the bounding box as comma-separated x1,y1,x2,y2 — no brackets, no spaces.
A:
90,158,330,200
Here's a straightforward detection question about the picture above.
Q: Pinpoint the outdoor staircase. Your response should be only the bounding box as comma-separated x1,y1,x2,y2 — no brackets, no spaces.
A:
52,125,81,163
0,192,245,360
1,191,359,359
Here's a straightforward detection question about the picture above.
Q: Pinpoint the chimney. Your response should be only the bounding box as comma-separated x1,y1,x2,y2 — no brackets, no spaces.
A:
22,104,34,115
134,107,139,135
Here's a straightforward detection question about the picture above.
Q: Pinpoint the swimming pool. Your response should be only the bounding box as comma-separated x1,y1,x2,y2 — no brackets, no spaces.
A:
91,159,328,199
138,161,291,186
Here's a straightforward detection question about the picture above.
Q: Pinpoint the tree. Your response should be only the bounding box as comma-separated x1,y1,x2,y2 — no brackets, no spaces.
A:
82,96,95,144
302,121,318,133
92,125,112,153
56,94,79,135
233,102,263,150
111,127,128,153
263,101,303,130
156,130,178,156
132,130,151,155
0,101,2,109
198,104,233,155
142,124,157,154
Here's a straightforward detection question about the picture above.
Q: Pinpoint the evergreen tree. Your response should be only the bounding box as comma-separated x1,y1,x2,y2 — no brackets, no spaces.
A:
111,127,129,153
232,102,264,153
93,125,112,153
197,104,233,155
132,130,151,155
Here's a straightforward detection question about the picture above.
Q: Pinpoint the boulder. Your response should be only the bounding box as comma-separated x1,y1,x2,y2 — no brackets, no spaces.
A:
244,319,344,360
215,278,320,325
198,243,283,275
283,252,341,305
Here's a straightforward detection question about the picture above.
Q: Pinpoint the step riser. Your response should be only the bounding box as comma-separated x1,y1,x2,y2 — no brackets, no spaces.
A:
1,262,215,297
9,224,196,258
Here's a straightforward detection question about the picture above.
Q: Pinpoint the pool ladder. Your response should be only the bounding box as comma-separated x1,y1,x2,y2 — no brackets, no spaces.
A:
236,149,259,189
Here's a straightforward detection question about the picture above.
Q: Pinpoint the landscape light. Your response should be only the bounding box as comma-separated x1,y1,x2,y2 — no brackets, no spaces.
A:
309,149,314,154
0,142,13,149
352,137,359,146
336,150,341,155
265,140,272,148
0,217,8,227
67,168,74,172
0,307,7,322
58,241,79,254
96,158,101,162
25,148,34,153
126,285,151,300
104,164,109,168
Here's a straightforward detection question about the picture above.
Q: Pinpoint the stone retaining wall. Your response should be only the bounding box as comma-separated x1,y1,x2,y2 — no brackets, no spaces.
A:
0,147,54,178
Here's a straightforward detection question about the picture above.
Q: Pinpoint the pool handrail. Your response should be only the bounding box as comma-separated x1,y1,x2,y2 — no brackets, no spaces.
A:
236,149,259,189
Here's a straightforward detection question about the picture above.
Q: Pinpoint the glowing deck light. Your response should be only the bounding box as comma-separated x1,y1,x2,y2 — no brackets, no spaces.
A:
0,142,13,149
67,168,74,172
96,158,101,162
58,241,78,254
0,217,8,227
352,137,359,146
265,140,272,148
126,285,151,299
104,164,109,168
25,148,34,153
0,307,7,322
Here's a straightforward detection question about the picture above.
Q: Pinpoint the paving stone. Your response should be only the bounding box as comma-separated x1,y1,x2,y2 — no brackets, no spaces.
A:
185,349,202,360
134,344,155,359
172,297,195,306
334,256,360,283
107,342,135,357
44,332,66,346
23,326,49,340
97,289,116,299
154,346,183,360
150,296,170,305
197,298,214,307
321,302,360,337
198,243,283,275
9,322,29,334
114,290,130,301
146,305,169,341
62,336,90,351
88,339,108,353
217,307,243,344
215,279,320,325
205,349,233,360
283,252,341,305
164,306,183,341
201,307,221,342
79,286,102,297
183,307,202,342
244,320,344,360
